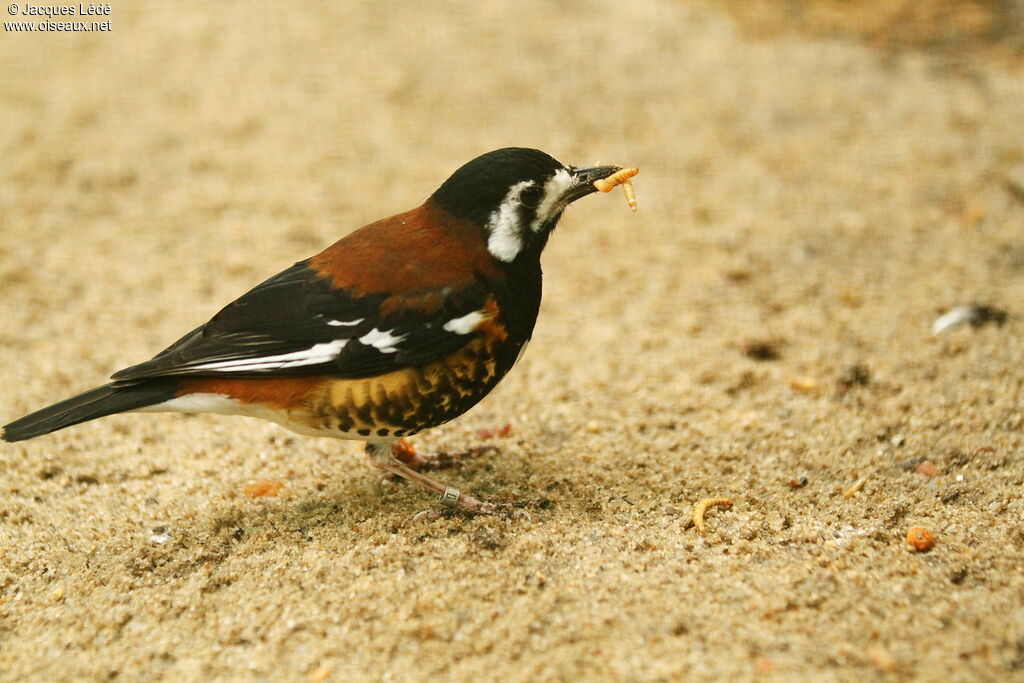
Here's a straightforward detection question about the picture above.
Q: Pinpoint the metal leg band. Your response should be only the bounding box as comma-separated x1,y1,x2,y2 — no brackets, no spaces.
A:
438,486,461,507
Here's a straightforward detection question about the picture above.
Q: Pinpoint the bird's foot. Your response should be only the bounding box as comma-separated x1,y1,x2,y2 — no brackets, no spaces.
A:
390,438,499,472
365,442,526,521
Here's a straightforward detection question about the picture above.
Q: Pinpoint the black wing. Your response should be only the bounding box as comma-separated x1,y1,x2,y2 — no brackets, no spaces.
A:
111,260,492,381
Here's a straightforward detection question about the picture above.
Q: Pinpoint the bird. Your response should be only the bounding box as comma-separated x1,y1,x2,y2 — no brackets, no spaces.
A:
2,148,635,516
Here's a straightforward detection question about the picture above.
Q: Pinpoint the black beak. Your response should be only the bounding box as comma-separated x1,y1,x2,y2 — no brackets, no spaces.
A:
563,165,621,204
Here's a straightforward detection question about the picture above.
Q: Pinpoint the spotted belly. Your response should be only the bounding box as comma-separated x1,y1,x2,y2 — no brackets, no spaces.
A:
161,337,518,442
310,337,510,439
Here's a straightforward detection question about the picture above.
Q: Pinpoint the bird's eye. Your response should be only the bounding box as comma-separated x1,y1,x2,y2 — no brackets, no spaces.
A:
519,185,543,209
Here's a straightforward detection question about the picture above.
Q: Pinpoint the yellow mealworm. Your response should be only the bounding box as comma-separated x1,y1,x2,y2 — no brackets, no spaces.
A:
621,179,637,212
692,497,733,534
593,167,639,212
593,167,639,193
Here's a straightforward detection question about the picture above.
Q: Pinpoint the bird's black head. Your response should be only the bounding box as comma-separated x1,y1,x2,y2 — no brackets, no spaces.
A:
431,147,621,263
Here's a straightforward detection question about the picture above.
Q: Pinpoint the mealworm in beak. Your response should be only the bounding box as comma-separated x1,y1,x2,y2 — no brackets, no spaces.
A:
593,167,639,212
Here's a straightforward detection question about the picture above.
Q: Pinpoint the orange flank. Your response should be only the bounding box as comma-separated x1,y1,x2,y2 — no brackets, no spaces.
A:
476,296,508,342
176,376,324,409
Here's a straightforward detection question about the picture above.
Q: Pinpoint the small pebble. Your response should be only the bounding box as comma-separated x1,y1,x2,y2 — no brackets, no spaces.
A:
742,339,781,361
149,525,171,545
867,644,896,672
476,424,512,439
913,460,939,477
307,667,330,682
906,527,934,552
898,457,927,470
931,303,1007,334
836,363,870,392
243,480,284,498
788,376,818,392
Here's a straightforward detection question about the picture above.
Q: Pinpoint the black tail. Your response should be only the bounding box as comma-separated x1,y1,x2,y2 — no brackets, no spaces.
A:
2,380,177,442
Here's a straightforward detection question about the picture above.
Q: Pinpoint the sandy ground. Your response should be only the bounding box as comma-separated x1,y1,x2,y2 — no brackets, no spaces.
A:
2,1,1024,680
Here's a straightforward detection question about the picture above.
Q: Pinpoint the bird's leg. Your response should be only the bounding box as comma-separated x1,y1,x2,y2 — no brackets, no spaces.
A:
390,438,498,472
365,442,497,515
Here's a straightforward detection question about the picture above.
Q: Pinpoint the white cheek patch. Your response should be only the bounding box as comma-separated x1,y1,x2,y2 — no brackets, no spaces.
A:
530,168,573,232
443,310,486,335
192,339,348,372
486,180,535,262
326,318,364,327
358,328,407,354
